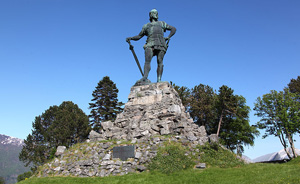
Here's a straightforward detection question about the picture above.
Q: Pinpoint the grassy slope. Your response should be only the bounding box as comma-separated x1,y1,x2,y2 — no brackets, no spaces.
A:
19,157,300,184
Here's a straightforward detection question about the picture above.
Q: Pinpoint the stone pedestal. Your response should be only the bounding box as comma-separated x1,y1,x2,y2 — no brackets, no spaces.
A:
91,82,208,144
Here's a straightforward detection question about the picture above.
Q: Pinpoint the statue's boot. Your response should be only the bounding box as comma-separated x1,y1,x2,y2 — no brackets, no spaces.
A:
141,62,150,81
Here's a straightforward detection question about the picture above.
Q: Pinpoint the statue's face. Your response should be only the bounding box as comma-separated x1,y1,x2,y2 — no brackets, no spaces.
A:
149,10,158,20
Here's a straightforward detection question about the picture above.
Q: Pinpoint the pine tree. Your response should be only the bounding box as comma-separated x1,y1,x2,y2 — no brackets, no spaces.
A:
170,82,190,109
189,84,216,128
288,76,300,94
219,96,259,154
89,76,124,131
215,85,237,137
19,101,90,168
288,76,300,102
173,83,258,154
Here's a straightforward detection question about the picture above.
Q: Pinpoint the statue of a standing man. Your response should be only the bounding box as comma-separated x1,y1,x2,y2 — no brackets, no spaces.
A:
126,9,176,83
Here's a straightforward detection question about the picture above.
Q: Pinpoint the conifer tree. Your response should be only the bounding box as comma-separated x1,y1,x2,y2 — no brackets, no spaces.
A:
215,85,237,137
219,96,259,154
170,82,190,109
89,76,124,131
189,84,216,129
19,101,90,168
173,83,258,154
288,76,300,94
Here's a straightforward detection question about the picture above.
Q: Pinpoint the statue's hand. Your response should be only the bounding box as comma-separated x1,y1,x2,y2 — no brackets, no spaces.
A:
126,37,131,43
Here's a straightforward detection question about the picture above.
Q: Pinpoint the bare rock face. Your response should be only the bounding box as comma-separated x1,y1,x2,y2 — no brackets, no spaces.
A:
90,82,208,144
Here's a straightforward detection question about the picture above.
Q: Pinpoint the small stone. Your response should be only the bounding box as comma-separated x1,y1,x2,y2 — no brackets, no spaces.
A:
135,152,142,159
55,146,66,156
54,167,61,171
153,137,160,142
187,136,198,141
136,165,147,171
195,163,206,169
141,130,149,136
131,139,137,144
168,104,181,114
99,169,106,177
103,154,111,160
209,134,219,143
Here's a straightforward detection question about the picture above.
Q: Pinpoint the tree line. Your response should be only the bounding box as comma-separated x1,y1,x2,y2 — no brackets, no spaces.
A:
171,82,259,155
172,76,300,159
19,75,300,176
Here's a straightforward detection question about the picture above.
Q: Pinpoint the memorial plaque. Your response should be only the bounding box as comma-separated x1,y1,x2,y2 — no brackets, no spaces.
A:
113,145,135,161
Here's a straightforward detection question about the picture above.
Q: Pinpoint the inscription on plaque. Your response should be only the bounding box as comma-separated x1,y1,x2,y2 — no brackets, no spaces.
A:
113,145,135,161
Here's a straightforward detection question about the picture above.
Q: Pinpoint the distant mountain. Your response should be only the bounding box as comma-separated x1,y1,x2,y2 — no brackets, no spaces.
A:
241,155,253,163
0,134,30,184
0,134,24,147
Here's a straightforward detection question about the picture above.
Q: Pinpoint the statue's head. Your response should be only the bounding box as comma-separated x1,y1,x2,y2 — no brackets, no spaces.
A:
149,9,158,21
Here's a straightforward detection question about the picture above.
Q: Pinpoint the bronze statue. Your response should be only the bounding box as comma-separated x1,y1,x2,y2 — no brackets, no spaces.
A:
126,9,176,85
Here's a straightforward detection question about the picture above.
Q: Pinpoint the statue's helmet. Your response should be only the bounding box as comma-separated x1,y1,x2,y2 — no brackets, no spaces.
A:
149,9,158,20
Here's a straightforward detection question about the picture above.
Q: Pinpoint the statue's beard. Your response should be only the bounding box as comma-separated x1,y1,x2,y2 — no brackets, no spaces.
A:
150,17,158,21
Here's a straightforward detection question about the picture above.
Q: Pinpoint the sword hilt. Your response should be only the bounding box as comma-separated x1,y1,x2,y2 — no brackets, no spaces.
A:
126,40,134,50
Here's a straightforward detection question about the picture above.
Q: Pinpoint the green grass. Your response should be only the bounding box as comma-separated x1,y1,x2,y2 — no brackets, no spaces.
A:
148,141,194,174
19,143,300,184
19,157,300,184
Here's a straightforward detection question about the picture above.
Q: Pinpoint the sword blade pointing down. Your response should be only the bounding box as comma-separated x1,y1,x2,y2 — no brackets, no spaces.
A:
127,41,144,76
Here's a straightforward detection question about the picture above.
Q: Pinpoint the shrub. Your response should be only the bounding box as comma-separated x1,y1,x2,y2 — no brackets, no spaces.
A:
17,171,33,182
148,142,194,174
198,143,245,168
0,177,4,184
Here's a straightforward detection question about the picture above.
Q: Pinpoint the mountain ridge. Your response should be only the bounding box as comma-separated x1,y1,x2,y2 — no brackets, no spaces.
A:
0,134,24,147
0,134,29,184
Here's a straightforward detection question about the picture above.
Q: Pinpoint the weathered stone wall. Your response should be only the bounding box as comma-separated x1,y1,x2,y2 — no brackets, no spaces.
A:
37,136,204,177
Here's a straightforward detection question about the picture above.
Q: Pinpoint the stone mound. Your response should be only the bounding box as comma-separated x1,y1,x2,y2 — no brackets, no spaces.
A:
90,82,208,144
38,136,205,177
36,82,211,178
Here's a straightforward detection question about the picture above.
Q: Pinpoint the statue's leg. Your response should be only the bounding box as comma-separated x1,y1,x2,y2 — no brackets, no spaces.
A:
157,50,165,82
143,47,153,80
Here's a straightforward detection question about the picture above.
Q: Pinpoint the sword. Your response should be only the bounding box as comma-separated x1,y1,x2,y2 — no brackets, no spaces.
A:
126,40,144,76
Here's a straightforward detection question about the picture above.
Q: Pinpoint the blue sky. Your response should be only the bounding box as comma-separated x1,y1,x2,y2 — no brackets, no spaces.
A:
1,0,299,159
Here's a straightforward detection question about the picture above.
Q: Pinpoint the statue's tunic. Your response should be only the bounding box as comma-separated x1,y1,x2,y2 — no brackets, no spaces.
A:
141,21,171,52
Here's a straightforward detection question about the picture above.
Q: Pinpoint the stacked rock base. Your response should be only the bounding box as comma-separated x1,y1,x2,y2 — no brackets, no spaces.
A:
37,135,205,177
37,82,211,178
90,82,208,143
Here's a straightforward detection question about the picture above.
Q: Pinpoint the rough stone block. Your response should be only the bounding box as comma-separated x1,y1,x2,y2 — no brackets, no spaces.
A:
55,146,66,156
195,163,206,169
103,154,111,160
209,134,219,143
168,104,181,114
101,121,113,130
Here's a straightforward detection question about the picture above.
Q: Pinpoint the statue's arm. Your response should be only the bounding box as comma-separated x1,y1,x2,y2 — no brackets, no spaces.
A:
126,30,145,42
166,25,176,39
